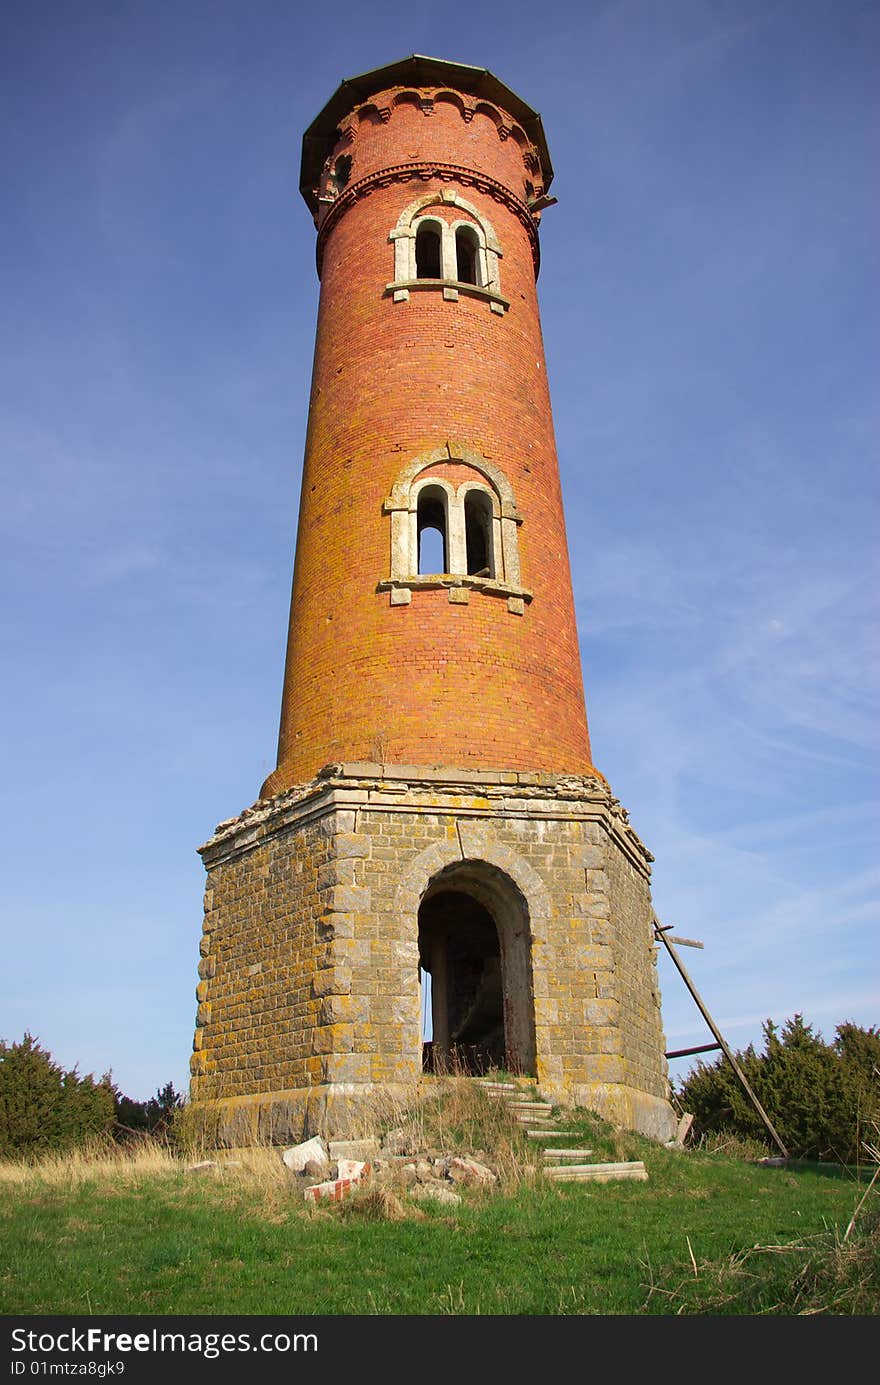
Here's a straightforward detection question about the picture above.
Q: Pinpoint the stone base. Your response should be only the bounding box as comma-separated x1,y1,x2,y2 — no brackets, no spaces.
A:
185,1083,423,1147
564,1083,677,1142
196,1078,676,1148
190,763,676,1143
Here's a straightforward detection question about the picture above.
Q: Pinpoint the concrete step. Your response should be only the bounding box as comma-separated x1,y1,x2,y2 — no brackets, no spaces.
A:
543,1161,648,1183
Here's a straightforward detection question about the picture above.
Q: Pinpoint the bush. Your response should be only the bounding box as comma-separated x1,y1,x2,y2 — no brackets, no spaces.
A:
114,1081,184,1142
676,1015,880,1163
0,1034,116,1158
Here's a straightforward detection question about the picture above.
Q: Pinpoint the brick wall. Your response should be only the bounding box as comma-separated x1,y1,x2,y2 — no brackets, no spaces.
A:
264,78,594,795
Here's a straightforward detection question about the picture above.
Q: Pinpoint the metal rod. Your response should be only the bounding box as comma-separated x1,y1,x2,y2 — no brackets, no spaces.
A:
654,918,789,1158
665,1042,722,1060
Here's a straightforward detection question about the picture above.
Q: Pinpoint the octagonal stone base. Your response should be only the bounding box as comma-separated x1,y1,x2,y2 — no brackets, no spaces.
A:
190,763,676,1145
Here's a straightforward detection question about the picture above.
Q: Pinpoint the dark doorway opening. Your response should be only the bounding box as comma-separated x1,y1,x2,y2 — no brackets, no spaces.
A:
419,890,504,1074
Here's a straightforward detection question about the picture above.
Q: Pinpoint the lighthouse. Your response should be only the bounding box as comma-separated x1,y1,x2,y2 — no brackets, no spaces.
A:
191,56,676,1142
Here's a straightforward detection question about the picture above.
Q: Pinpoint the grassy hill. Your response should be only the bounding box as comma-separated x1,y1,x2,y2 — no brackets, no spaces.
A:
1,1080,876,1316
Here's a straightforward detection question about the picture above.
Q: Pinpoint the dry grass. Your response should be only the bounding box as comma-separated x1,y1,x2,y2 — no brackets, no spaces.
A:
340,1186,419,1222
0,1132,294,1199
375,1073,542,1189
646,1212,880,1315
0,1136,181,1188
0,1075,536,1213
693,1129,773,1162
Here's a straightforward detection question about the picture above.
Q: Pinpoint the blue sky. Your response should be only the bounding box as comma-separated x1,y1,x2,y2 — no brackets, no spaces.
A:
2,0,877,1100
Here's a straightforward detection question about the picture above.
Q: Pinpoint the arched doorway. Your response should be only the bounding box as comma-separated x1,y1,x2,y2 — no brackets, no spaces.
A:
417,860,536,1077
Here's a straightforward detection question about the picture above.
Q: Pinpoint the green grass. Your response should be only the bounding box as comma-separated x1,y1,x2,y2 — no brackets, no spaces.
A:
1,1098,876,1315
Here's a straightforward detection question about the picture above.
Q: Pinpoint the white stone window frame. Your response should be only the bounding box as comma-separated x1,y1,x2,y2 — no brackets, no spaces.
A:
388,191,509,315
380,445,531,615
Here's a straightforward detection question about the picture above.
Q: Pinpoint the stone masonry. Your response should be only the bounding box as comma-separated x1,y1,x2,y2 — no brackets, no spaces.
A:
191,763,675,1143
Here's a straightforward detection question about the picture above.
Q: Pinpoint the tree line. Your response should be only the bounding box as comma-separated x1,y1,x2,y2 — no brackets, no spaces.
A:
676,1014,879,1163
0,1033,183,1158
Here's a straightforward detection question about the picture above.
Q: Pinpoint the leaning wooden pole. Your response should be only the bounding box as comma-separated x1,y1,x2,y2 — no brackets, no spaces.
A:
654,920,789,1158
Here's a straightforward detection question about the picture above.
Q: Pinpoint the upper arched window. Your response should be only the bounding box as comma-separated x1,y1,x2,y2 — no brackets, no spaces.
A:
455,226,480,287
388,194,508,314
415,222,443,279
465,489,494,577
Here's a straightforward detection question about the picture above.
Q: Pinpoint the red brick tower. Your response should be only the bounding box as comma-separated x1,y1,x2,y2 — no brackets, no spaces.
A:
192,58,675,1143
261,56,591,794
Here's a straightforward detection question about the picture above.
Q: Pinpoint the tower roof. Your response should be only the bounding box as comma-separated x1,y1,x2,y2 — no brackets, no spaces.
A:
300,54,553,214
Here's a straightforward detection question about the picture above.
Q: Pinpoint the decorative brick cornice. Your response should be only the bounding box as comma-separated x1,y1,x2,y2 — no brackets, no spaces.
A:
316,163,541,278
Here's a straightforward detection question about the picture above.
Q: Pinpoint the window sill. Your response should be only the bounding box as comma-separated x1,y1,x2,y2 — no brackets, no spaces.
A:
378,574,531,615
385,279,509,314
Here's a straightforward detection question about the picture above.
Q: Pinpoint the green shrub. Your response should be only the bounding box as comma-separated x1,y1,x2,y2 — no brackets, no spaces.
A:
114,1081,184,1141
676,1015,880,1163
0,1033,116,1158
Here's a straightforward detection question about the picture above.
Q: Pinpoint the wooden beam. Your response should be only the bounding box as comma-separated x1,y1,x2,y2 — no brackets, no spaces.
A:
666,1042,722,1060
653,917,789,1158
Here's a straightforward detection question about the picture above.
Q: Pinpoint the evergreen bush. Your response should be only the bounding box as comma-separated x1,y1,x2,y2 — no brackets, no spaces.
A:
0,1033,115,1158
676,1015,880,1163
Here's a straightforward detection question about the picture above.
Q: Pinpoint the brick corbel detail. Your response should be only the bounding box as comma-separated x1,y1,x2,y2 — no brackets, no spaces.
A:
316,163,541,277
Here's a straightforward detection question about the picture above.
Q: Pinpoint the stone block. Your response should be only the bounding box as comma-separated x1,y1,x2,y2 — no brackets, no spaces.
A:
311,966,353,998
328,884,371,914
334,833,372,859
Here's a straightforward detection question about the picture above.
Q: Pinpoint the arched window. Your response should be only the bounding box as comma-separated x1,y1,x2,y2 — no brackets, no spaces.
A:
455,226,480,286
331,154,351,191
388,194,508,313
415,222,442,279
383,447,528,613
417,487,448,574
465,489,494,577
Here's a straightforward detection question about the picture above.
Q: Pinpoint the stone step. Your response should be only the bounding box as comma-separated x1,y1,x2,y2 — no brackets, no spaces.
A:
505,1100,553,1111
474,1077,536,1088
542,1149,595,1162
525,1129,577,1140
543,1161,648,1183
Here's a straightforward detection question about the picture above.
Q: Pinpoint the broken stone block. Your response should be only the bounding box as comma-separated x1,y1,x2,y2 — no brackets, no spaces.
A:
414,1158,433,1184
382,1127,414,1156
336,1158,368,1182
303,1160,368,1204
328,1138,380,1161
447,1156,497,1186
412,1183,461,1207
281,1135,329,1175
